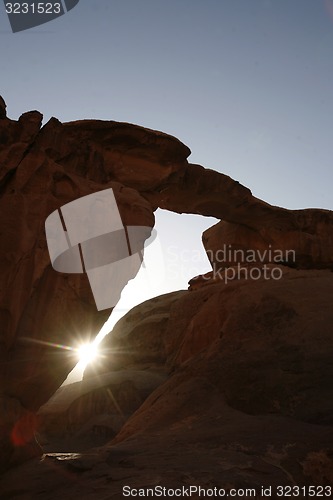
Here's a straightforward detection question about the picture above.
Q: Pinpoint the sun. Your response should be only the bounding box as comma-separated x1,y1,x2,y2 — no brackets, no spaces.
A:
77,342,98,366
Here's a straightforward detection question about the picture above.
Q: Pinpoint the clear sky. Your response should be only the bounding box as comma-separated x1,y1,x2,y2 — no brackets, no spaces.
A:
1,1,333,376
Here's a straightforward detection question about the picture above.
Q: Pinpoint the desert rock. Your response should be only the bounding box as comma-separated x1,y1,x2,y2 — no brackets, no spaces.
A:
0,95,7,119
1,99,333,475
0,269,332,496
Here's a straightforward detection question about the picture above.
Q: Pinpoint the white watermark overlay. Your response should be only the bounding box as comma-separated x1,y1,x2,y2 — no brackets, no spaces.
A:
45,189,297,311
45,188,156,311
205,244,296,266
123,485,258,498
122,484,332,498
3,0,80,33
166,244,296,286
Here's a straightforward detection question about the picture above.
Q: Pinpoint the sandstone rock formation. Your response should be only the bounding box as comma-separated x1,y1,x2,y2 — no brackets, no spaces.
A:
107,269,333,490
1,95,333,480
35,268,333,489
0,99,165,468
97,268,333,425
203,215,333,272
0,269,332,497
0,96,6,119
38,369,166,451
85,290,186,377
38,291,184,450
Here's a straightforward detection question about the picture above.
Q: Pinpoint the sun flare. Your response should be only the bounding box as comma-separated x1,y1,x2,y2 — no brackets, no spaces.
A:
77,343,98,366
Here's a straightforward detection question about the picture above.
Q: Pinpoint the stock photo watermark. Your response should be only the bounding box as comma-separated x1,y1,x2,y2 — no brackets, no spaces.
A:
167,244,296,285
122,484,332,498
45,189,296,310
45,188,156,311
3,0,80,32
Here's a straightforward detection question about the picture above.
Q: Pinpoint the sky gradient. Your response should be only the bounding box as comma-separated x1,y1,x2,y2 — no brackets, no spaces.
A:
1,1,333,375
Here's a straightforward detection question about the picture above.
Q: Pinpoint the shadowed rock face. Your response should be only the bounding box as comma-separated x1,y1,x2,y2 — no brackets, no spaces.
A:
0,96,333,471
36,292,184,452
99,270,333,487
203,214,333,271
93,269,333,428
37,370,167,452
1,270,332,496
0,102,163,468
84,291,187,378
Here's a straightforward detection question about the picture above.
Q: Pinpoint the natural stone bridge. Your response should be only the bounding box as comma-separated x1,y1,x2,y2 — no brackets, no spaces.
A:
1,97,333,469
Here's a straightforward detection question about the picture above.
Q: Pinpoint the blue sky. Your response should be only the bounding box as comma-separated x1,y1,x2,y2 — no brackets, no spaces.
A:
2,0,333,209
1,1,333,362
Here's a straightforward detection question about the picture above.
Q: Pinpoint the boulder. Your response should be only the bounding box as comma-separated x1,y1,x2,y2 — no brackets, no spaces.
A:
203,215,333,271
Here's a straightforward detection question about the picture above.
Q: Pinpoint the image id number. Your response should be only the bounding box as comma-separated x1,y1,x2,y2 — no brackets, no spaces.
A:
5,3,62,14
277,485,332,497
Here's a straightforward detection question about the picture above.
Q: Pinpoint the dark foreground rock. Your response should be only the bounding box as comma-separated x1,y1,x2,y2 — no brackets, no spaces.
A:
38,369,166,452
2,269,331,497
0,407,332,500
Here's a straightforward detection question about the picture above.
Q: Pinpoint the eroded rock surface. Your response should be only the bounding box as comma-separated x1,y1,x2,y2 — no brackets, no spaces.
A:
38,370,166,452
1,270,332,497
38,292,184,452
95,269,333,489
85,290,186,377
1,96,333,475
203,215,333,271
97,268,333,426
1,99,172,467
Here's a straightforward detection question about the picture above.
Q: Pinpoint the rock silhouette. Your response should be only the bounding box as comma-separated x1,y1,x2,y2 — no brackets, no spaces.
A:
0,97,332,493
